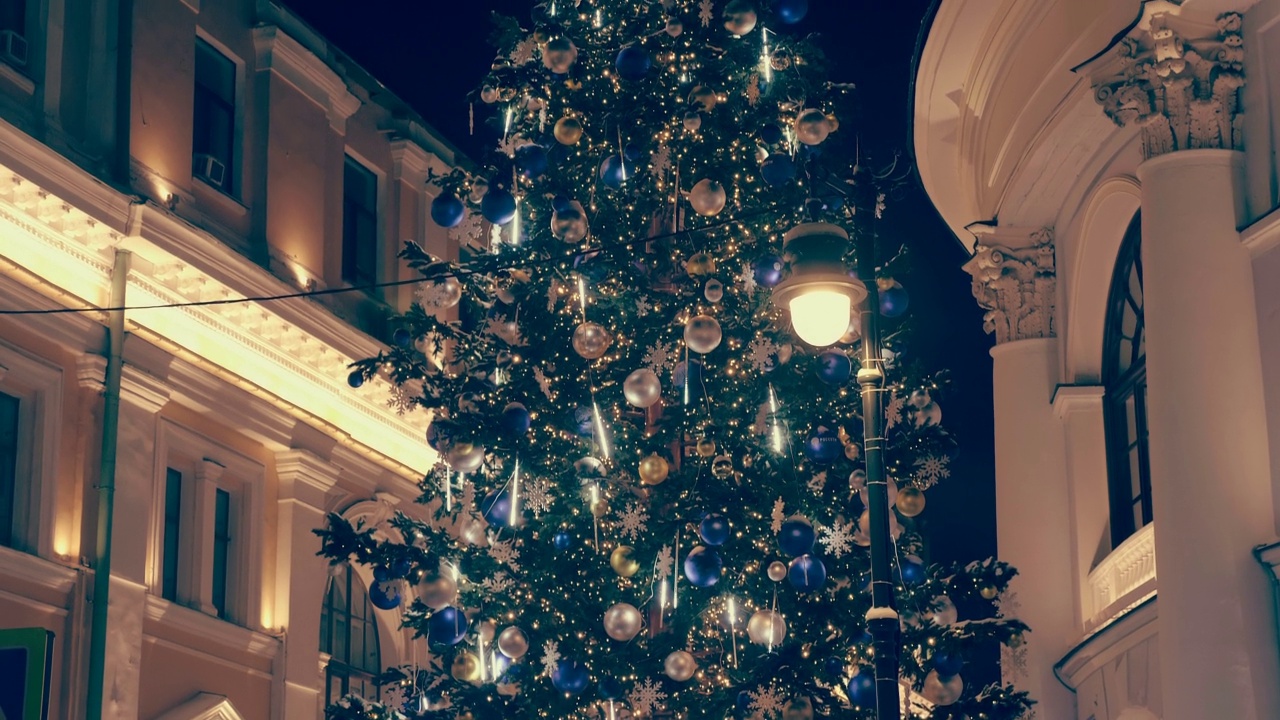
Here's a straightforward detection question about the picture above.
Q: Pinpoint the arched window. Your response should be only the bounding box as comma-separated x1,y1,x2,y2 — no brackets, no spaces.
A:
1103,214,1152,546
320,564,382,706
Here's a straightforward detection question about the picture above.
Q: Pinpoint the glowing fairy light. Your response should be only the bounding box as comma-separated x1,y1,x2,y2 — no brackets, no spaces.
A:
727,596,739,667
761,28,772,84
578,275,588,316
509,459,521,527
510,195,522,247
768,384,785,453
504,106,514,137
478,630,488,681
659,578,669,609
594,9,602,27
444,468,453,512
592,400,611,460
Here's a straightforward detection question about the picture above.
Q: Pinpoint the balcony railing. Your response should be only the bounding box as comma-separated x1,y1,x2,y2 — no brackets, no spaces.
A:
1086,522,1157,631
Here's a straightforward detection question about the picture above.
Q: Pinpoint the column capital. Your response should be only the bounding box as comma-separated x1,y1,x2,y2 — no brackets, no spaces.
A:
1082,4,1245,160
962,227,1056,345
119,366,171,414
275,449,341,510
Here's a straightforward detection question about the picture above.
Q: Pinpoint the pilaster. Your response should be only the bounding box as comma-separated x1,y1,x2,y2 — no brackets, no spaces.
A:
962,226,1056,345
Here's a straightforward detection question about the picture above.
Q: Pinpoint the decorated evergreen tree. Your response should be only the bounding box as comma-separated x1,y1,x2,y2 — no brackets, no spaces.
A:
322,1,1033,719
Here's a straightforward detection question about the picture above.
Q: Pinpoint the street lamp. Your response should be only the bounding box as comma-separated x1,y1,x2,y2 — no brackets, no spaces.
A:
773,222,867,347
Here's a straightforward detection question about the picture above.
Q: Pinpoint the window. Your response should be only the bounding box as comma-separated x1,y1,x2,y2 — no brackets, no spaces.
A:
0,2,23,35
211,487,231,617
342,156,379,285
161,468,182,600
193,38,236,194
1103,215,1151,546
0,391,18,547
321,564,382,706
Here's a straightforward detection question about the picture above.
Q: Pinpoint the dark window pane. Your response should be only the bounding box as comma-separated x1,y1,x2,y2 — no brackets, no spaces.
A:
342,157,379,285
193,39,236,193
212,488,231,617
0,3,24,34
1133,500,1145,533
321,564,383,698
1129,448,1142,499
161,468,182,600
0,391,18,548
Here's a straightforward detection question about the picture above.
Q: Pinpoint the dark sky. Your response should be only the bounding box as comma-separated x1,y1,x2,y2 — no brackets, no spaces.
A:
283,0,997,566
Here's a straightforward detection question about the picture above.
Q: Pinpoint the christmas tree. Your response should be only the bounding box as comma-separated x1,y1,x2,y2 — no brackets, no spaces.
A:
321,1,1033,719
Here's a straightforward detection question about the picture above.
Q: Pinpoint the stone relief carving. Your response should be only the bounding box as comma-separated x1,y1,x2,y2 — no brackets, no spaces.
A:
964,229,1056,345
1090,11,1244,159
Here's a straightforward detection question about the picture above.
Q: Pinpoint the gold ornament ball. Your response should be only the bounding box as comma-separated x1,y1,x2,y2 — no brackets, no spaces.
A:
896,487,926,517
747,609,787,646
980,584,999,600
767,560,788,582
711,454,734,479
826,113,840,132
793,108,832,146
451,651,480,682
572,321,613,360
554,116,583,145
770,47,794,72
1008,631,1024,648
611,545,642,577
843,442,861,461
591,497,610,518
685,251,717,276
689,85,718,112
639,454,670,485
696,437,717,457
542,37,578,74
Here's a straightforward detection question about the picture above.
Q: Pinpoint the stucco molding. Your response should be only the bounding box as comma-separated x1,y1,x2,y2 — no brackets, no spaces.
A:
154,692,246,720
1084,5,1245,160
253,26,361,133
963,227,1057,344
389,139,446,188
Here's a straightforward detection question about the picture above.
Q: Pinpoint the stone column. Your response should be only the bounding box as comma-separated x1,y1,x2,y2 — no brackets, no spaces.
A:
1090,7,1280,719
963,229,1076,720
274,449,340,720
183,459,223,616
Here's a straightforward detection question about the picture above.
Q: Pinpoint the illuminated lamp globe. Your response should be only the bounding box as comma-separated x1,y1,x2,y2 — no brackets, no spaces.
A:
772,222,866,347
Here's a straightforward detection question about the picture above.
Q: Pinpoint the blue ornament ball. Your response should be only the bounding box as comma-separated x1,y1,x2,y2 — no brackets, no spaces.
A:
553,530,573,550
430,192,466,228
616,46,652,81
623,143,645,162
815,351,852,385
683,545,723,588
572,406,595,436
598,676,625,700
824,656,845,676
699,513,731,546
788,554,827,592
760,153,797,186
805,424,842,464
847,670,876,708
778,518,816,556
425,418,456,451
752,254,785,288
737,690,753,710
501,402,532,436
427,606,468,646
880,282,910,318
551,659,591,695
760,123,784,144
901,554,927,585
392,328,412,347
368,579,401,610
481,187,517,225
347,370,364,388
933,651,964,678
599,155,630,189
515,144,549,179
481,489,519,528
776,0,809,23
552,194,573,213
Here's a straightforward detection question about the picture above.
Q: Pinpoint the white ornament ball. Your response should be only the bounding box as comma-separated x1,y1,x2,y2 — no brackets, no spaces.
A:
794,108,832,146
604,602,644,641
447,443,485,473
664,650,697,681
497,626,529,658
921,670,964,706
623,368,662,408
747,609,787,646
684,314,724,354
704,278,725,303
689,178,727,216
422,574,458,610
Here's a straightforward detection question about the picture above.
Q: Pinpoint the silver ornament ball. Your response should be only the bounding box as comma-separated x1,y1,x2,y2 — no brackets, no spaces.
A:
704,278,725,302
684,314,723,354
683,111,703,132
723,0,758,35
747,609,787,646
664,650,697,681
767,560,788,582
921,670,964,706
623,368,662,408
794,108,832,146
542,37,578,74
551,200,590,243
603,602,644,641
421,574,458,610
497,626,528,658
572,321,613,360
689,178,727,216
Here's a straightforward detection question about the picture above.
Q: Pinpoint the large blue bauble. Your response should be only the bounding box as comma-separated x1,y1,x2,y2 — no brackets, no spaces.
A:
368,579,401,610
760,153,797,186
515,144,549,179
572,406,595,436
752,254,785,288
778,519,816,556
481,187,517,225
425,419,457,452
699,513,731,546
599,155,631,189
933,651,964,678
616,46,652,81
760,124,784,145
551,659,591,695
879,282,910,318
776,0,809,23
805,425,842,464
901,555,927,585
392,328,412,347
623,143,645,162
347,370,364,388
815,351,852,385
847,670,876,708
788,554,827,592
598,676,626,700
683,546,723,588
553,530,573,550
430,192,466,228
824,656,845,676
501,402,532,436
481,489,520,528
427,606,468,646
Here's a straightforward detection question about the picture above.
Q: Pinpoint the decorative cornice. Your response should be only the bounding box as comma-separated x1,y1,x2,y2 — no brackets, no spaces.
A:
1084,5,1244,160
389,140,440,187
962,227,1056,344
275,449,341,509
253,26,361,133
119,365,172,414
76,354,107,391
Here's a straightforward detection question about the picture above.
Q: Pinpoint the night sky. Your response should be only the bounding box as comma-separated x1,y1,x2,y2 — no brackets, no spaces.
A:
283,0,997,566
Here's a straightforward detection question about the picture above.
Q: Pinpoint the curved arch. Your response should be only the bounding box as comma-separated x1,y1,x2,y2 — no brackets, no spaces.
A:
1065,176,1142,382
335,498,410,668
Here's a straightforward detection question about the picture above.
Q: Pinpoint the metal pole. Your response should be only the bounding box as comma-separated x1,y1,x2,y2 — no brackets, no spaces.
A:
856,233,901,720
85,249,130,720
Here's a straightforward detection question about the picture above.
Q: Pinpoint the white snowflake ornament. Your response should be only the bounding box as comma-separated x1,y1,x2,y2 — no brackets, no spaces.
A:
748,683,786,718
819,518,856,558
643,341,677,376
629,678,668,717
541,640,561,677
617,502,650,541
771,498,786,534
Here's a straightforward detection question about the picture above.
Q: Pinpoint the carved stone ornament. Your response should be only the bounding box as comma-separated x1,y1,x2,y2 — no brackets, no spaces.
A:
1088,8,1245,160
963,229,1056,345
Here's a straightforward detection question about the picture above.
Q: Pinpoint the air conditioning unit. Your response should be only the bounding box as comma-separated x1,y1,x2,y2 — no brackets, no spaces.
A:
0,30,27,68
193,153,226,188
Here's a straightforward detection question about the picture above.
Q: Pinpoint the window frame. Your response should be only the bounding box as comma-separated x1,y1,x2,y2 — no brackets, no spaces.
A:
192,32,243,198
1102,214,1153,547
342,152,382,287
0,340,62,559
321,563,383,707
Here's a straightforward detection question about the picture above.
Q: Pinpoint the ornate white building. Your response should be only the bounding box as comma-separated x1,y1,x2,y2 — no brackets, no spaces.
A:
916,1,1280,719
0,1,460,718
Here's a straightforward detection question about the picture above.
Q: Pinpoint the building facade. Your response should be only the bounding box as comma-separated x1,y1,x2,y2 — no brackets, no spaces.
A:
915,0,1280,719
0,1,463,718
